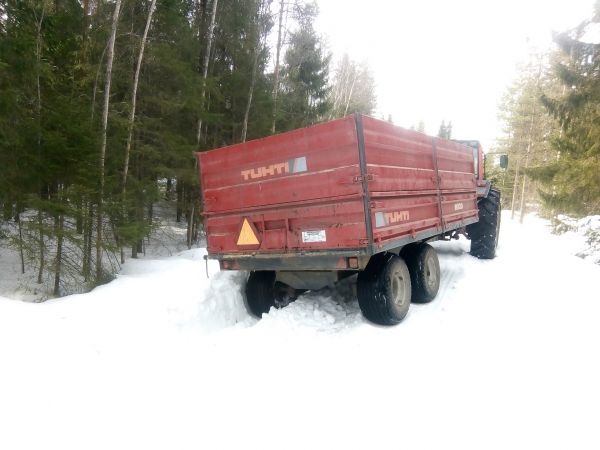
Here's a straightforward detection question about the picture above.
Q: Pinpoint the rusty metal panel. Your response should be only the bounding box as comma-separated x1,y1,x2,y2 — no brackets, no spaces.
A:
369,194,442,250
440,192,479,229
198,114,479,265
205,199,367,254
434,138,477,192
199,116,361,213
361,117,437,193
361,116,477,250
198,116,367,255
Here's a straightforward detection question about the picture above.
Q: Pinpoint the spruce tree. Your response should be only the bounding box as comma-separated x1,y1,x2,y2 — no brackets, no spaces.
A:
529,11,600,216
277,1,331,131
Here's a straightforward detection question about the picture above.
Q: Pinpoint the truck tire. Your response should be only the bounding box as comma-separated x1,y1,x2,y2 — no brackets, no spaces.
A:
404,243,440,303
467,189,501,259
245,271,276,318
357,253,411,325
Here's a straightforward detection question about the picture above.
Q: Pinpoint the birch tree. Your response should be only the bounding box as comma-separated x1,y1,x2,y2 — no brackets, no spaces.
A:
96,0,122,280
34,3,46,285
329,54,376,119
120,0,157,263
196,0,218,146
241,0,272,142
271,0,290,134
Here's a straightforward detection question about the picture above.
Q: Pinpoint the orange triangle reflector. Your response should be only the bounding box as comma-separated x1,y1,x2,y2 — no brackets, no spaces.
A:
237,218,260,246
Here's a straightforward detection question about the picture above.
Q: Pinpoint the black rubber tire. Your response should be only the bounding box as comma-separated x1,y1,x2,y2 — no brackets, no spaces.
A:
357,253,412,326
467,188,501,259
244,271,276,318
404,243,440,303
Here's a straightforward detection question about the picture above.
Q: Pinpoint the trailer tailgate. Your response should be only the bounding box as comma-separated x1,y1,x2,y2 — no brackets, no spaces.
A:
198,116,368,256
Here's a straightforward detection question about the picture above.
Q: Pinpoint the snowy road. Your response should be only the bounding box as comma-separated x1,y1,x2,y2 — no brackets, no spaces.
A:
1,212,599,450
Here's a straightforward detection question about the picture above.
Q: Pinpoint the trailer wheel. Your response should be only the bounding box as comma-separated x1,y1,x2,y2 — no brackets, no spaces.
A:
245,271,277,318
245,271,298,318
467,189,501,259
404,243,440,303
357,254,411,325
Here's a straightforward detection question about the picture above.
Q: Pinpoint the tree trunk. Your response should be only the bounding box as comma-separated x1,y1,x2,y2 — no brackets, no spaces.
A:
96,0,122,281
176,179,183,222
17,212,25,275
75,197,83,234
123,0,156,191
517,61,542,223
91,42,108,122
241,39,261,142
187,203,195,249
195,0,206,71
271,0,286,134
83,202,93,282
519,158,531,223
34,5,46,285
166,178,173,200
53,207,64,297
510,157,521,219
196,0,219,146
120,0,156,263
82,0,90,52
343,70,358,116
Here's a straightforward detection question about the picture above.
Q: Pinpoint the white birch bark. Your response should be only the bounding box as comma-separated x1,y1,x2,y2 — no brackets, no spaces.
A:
120,0,157,263
242,0,269,142
196,0,218,145
33,4,45,285
123,0,156,190
271,0,287,134
96,0,122,280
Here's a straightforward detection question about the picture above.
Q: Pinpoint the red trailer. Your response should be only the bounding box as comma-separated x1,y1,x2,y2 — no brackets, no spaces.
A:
196,114,501,325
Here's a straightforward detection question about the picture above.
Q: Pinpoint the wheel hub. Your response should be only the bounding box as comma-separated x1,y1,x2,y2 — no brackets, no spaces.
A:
391,269,408,307
425,257,438,289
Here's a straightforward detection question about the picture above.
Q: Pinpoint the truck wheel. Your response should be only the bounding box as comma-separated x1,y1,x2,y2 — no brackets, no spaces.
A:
404,243,440,303
467,189,501,259
245,271,276,318
357,254,412,325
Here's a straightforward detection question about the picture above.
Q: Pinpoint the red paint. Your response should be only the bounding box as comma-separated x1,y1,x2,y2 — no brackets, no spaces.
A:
197,115,478,260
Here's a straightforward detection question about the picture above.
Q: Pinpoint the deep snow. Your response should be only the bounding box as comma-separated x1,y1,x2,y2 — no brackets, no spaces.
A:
1,212,599,450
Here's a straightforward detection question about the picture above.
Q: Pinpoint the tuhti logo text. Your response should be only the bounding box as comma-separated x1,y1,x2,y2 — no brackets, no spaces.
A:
241,156,307,181
375,210,410,228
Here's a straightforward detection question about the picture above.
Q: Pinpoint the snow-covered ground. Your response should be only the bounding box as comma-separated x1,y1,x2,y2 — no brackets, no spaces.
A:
1,212,599,450
0,207,194,301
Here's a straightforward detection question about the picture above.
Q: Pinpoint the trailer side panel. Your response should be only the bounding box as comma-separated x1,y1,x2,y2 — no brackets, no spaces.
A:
361,116,478,251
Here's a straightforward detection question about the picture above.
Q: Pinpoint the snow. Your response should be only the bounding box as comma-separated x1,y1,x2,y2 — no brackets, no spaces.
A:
554,214,600,264
1,211,599,450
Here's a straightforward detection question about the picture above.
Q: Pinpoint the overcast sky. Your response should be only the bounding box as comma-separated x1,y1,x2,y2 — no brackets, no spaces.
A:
315,0,596,150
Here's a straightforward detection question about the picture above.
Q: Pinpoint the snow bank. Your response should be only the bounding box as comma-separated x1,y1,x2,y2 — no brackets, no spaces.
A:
553,214,600,264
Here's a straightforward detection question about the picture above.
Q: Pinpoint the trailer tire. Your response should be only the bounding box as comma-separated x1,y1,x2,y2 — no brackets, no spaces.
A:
404,243,440,303
357,254,411,325
467,189,501,259
244,271,276,318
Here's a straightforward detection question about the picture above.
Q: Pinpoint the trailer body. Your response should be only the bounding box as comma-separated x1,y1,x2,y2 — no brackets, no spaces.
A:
197,115,478,272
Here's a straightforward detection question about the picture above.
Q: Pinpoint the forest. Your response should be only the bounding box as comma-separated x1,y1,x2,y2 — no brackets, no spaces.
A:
1,0,599,299
492,7,600,226
0,0,376,296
